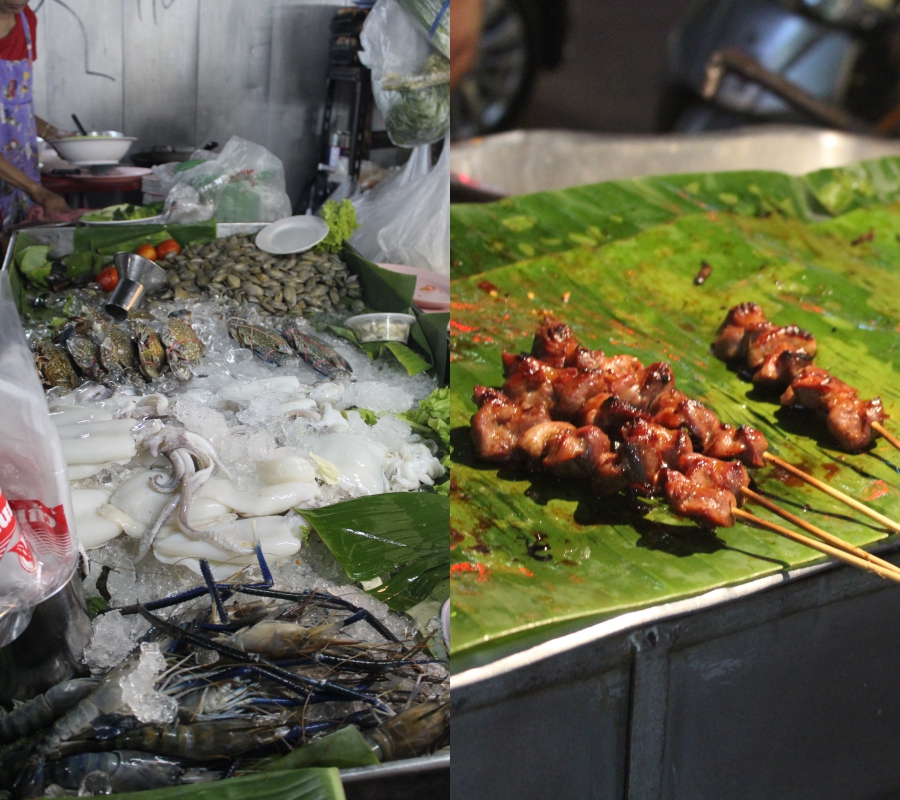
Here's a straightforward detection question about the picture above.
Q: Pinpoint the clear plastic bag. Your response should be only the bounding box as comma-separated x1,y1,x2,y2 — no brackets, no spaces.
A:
0,272,78,646
359,0,450,148
350,137,449,275
164,137,292,224
395,0,450,59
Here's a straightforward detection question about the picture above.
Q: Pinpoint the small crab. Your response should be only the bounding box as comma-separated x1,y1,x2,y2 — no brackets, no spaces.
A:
162,313,204,381
227,318,296,367
64,335,107,383
281,318,352,379
91,317,140,385
132,320,166,381
33,341,78,391
134,424,246,560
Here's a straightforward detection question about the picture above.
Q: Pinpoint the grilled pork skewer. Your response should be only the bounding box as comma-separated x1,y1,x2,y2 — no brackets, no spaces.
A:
473,320,900,563
473,387,900,582
496,319,900,535
713,302,889,452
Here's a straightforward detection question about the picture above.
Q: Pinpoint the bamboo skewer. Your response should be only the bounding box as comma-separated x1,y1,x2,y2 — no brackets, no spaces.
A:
732,508,900,584
873,421,900,455
741,487,900,578
762,452,900,535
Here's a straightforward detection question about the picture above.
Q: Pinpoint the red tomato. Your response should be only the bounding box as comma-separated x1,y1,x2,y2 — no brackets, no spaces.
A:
97,265,119,293
156,238,181,259
135,244,158,261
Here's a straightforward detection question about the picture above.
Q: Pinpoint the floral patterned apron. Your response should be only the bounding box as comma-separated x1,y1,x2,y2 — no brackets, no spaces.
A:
0,12,38,229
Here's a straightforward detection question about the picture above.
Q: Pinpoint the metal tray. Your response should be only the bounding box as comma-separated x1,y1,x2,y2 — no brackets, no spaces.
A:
450,124,900,198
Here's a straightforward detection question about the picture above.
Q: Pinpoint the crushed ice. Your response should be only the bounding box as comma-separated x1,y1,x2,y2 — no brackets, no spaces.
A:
119,642,178,724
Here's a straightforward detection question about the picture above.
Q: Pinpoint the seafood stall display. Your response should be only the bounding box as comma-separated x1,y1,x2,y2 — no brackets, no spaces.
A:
0,215,449,797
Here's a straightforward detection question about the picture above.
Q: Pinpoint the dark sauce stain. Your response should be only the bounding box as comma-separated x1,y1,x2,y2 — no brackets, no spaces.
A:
468,543,492,555
822,463,841,481
560,559,579,567
770,466,805,488
477,280,499,293
524,531,553,562
450,526,465,546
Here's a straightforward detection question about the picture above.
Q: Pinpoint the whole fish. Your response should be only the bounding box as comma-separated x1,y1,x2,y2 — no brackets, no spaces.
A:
281,318,352,378
132,321,166,381
33,341,78,391
227,317,296,367
65,335,108,383
162,314,204,381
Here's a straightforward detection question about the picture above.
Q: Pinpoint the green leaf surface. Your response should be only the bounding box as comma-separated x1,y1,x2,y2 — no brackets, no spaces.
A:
303,493,449,612
450,156,900,278
103,768,345,800
73,221,218,256
263,726,379,771
327,324,432,375
450,190,900,671
342,245,417,311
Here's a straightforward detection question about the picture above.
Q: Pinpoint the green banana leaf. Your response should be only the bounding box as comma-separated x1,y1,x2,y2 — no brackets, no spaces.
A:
450,178,900,671
104,768,344,800
263,726,380,771
450,155,900,277
303,493,450,612
72,220,218,254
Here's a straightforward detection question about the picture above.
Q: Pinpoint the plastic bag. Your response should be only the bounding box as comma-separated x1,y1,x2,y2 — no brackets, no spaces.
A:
0,272,78,647
359,0,450,148
164,136,292,224
394,0,450,59
350,137,449,275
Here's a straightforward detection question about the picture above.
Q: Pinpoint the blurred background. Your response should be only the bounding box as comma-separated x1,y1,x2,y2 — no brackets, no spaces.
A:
451,0,900,198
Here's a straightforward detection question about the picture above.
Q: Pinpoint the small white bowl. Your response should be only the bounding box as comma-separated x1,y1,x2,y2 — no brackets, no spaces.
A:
50,135,136,166
255,216,330,254
345,312,416,344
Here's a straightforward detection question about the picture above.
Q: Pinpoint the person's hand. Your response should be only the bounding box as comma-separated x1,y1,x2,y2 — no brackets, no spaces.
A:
33,187,73,220
451,0,483,91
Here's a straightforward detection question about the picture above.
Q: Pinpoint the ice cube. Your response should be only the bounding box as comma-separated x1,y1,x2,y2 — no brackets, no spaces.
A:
120,642,178,724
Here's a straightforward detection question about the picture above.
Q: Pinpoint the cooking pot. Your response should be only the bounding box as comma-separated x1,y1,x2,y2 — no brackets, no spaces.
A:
130,141,218,168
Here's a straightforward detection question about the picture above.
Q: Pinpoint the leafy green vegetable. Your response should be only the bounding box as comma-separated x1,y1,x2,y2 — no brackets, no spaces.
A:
303,493,449,612
383,53,450,147
82,201,164,222
400,387,449,450
317,199,359,253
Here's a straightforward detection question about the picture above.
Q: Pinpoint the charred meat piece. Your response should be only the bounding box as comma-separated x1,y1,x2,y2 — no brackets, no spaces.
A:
704,424,768,468
781,370,886,451
620,420,693,495
753,350,815,389
571,347,609,371
649,389,723,450
583,395,650,436
712,302,772,361
471,386,550,461
502,356,578,415
746,325,817,370
663,468,737,529
555,371,612,420
531,320,579,368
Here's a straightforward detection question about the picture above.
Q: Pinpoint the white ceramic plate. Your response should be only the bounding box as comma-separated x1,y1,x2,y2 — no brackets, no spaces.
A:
255,216,330,255
378,263,451,310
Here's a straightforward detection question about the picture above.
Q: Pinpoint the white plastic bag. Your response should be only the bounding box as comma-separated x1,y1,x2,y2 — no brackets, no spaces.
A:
0,273,78,646
359,0,450,148
164,136,292,224
350,137,449,275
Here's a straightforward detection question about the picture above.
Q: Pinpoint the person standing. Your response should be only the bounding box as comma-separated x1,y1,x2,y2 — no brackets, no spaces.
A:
0,0,72,229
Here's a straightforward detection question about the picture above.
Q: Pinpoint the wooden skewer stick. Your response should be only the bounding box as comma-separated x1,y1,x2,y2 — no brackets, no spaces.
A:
741,487,900,578
732,508,900,585
762,452,900,535
873,421,900,454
